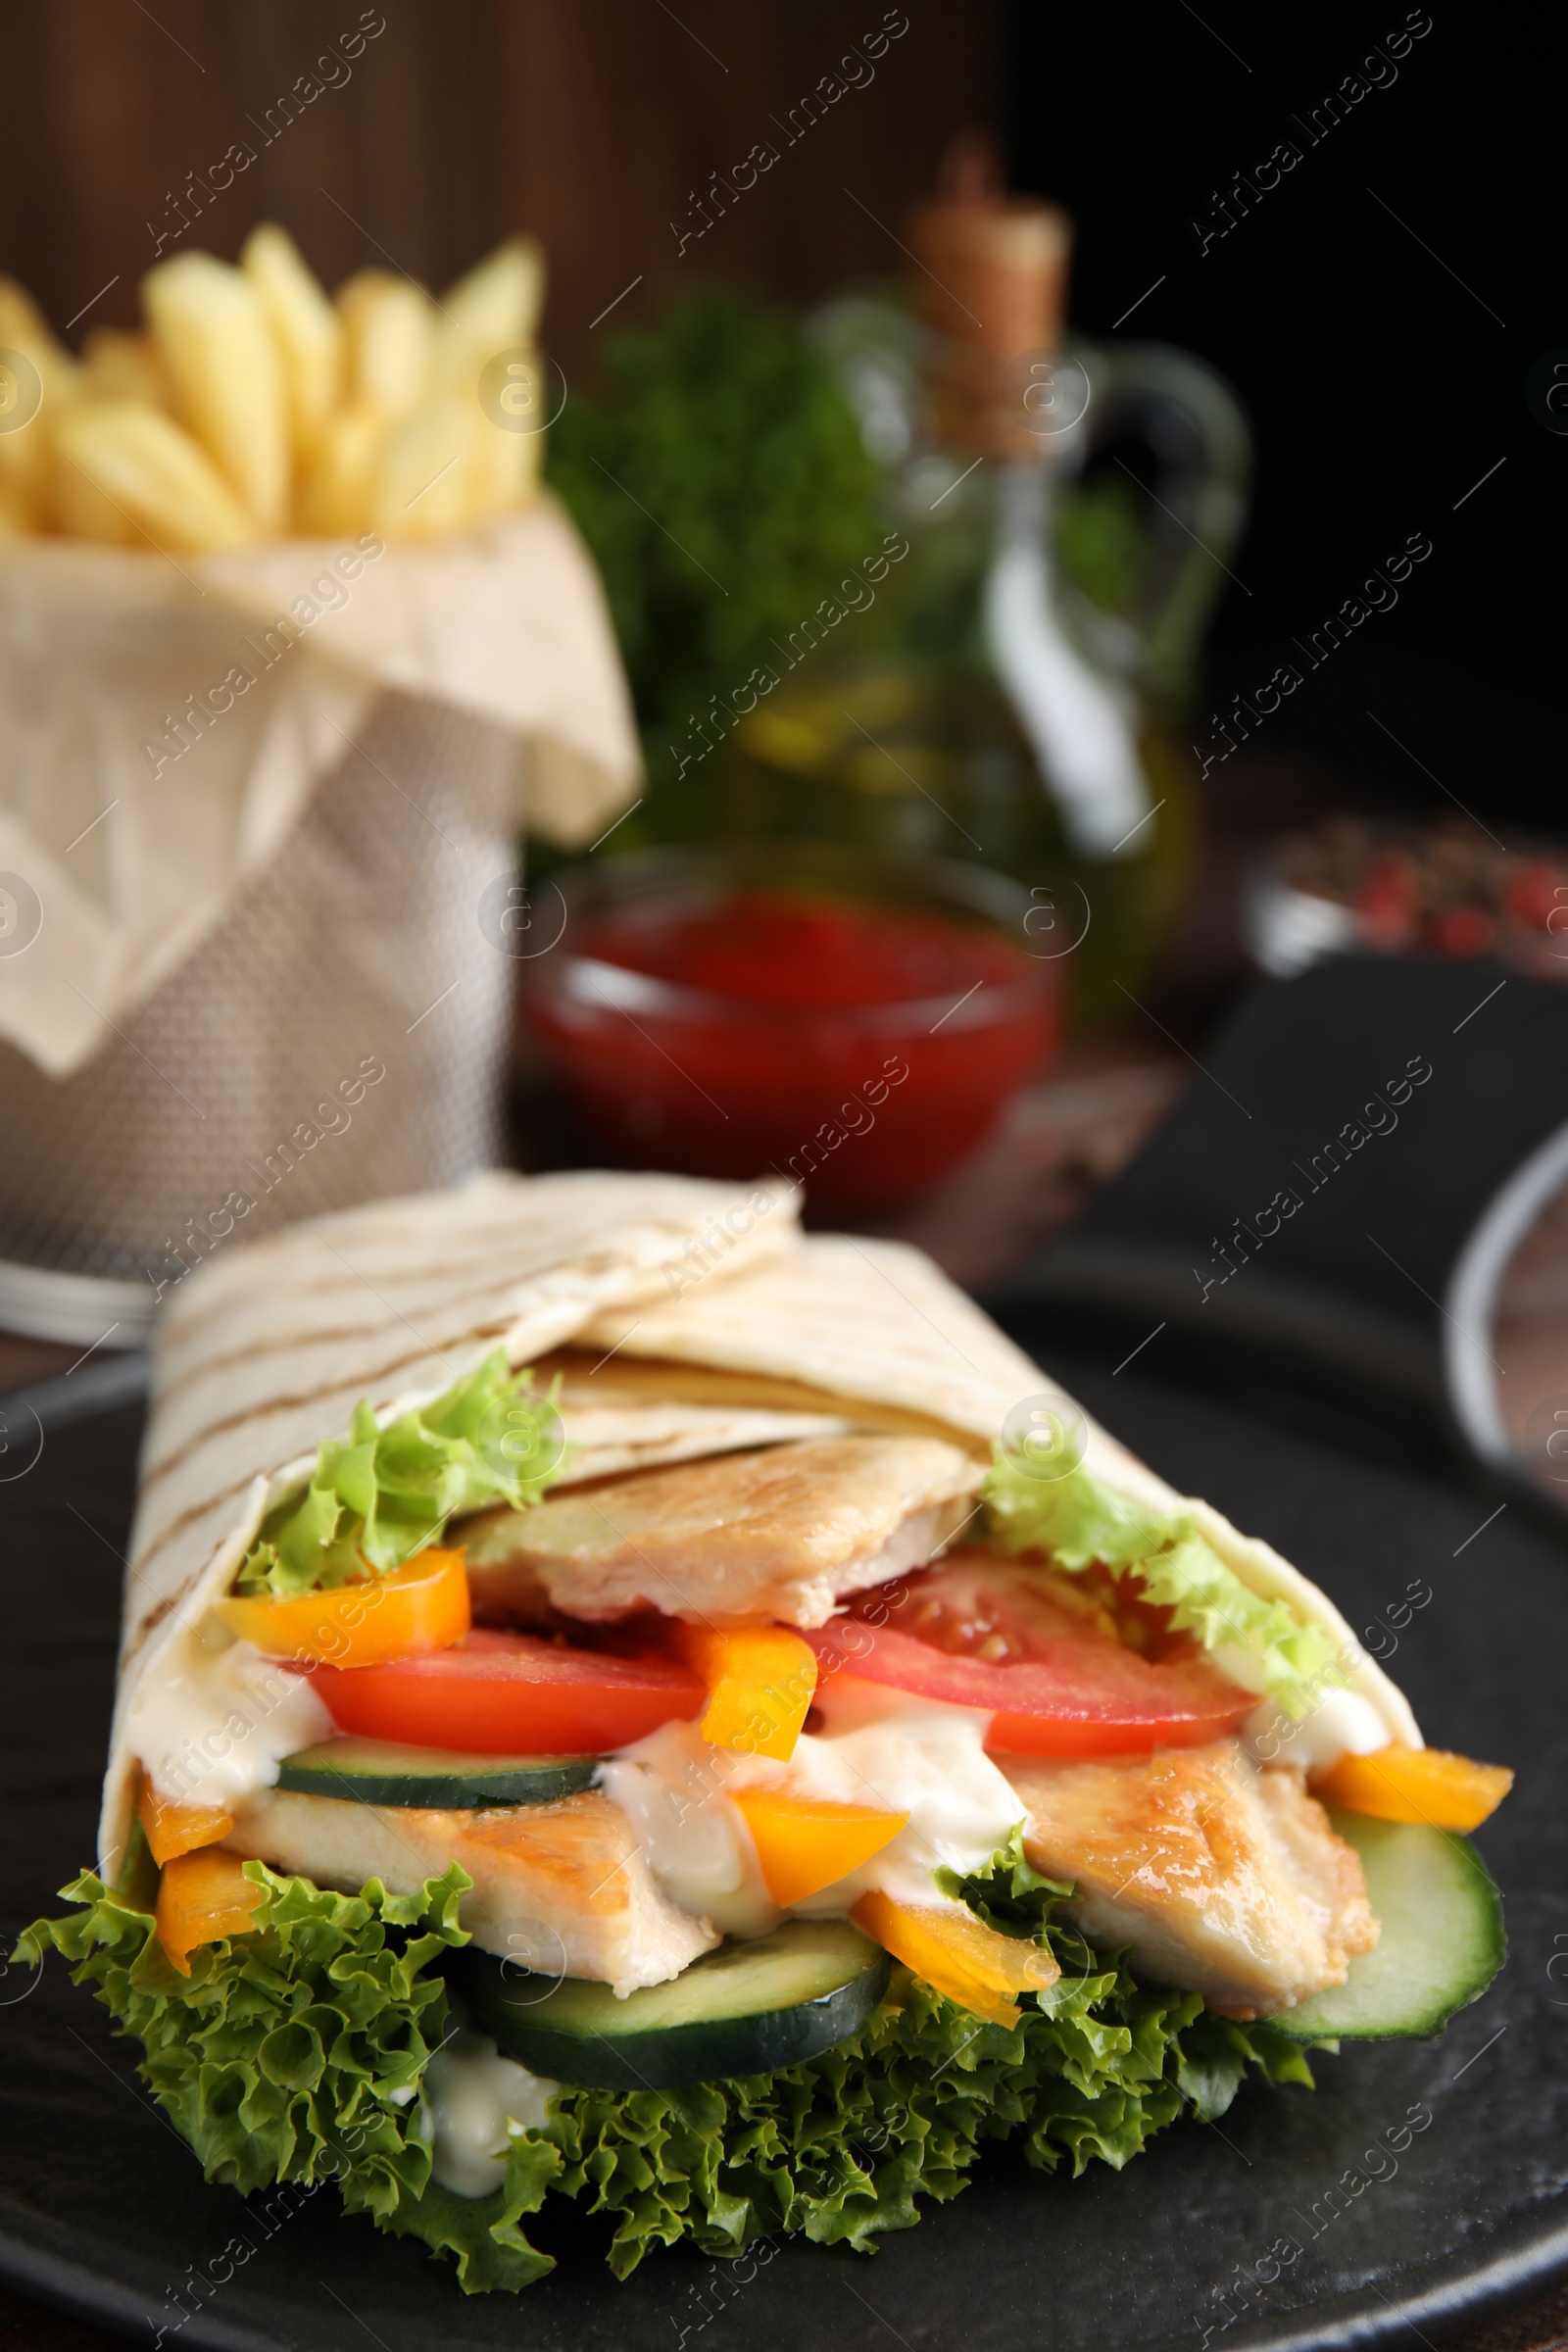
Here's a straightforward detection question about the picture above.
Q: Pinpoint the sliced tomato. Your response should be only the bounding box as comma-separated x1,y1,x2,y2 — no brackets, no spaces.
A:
313,1628,705,1756
806,1559,1253,1756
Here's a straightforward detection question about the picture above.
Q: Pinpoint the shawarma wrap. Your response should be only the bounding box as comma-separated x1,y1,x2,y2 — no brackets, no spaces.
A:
25,1170,1508,2296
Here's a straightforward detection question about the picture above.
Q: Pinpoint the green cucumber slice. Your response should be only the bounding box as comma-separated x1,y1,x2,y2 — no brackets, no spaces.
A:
1276,1809,1505,2041
275,1737,598,1809
456,1916,891,2087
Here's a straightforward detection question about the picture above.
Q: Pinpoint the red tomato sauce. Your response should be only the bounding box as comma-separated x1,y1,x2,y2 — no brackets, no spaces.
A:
591,893,1027,1006
529,888,1056,1208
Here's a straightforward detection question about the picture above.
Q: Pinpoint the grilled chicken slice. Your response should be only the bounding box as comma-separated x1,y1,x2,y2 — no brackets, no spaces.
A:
464,1436,983,1629
223,1787,717,1996
1001,1743,1377,2018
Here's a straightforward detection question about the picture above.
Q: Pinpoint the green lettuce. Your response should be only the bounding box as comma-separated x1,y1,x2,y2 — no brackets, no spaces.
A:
982,1455,1348,1721
237,1350,567,1595
15,1858,563,2291
18,1838,1311,2292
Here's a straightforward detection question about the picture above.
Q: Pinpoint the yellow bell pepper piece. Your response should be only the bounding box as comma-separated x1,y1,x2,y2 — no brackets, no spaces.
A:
731,1787,907,1906
215,1545,470,1667
851,1888,1059,2026
135,1766,232,1866
1312,1744,1513,1832
155,1847,265,1977
676,1621,818,1760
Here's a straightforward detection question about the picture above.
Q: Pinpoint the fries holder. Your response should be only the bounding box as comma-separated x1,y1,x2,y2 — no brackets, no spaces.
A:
0,692,518,1347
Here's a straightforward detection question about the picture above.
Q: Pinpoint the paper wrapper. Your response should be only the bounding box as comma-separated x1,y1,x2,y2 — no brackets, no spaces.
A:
101,1171,1420,1876
0,492,638,1080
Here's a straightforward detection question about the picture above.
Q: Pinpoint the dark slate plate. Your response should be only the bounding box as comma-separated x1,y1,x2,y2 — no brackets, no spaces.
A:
2,1345,1566,2352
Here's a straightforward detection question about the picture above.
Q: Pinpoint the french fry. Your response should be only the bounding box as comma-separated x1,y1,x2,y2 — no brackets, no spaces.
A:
53,402,257,553
0,274,80,519
370,395,477,541
429,239,547,528
51,443,138,544
337,270,434,420
241,222,341,466
142,253,288,533
3,229,546,548
463,345,546,520
82,328,170,412
297,397,386,537
0,277,77,398
432,236,544,390
0,475,33,540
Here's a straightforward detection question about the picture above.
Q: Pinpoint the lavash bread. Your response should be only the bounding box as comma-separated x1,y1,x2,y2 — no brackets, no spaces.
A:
103,1171,1419,1876
576,1232,1420,1752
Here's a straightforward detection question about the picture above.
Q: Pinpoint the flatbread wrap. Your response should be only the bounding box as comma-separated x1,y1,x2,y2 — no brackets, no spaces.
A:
23,1170,1510,2293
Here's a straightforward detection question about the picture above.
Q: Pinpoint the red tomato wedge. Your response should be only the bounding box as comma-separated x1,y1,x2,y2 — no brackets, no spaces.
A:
806,1560,1254,1757
313,1628,705,1756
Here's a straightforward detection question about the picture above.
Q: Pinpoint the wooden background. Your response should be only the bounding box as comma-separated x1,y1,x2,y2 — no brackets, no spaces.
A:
0,0,997,370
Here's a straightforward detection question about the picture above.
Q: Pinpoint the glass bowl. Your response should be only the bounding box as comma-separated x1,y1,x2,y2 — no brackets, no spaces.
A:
522,841,1061,1208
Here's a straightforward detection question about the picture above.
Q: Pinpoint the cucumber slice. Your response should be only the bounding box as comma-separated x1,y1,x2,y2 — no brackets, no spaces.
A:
456,1917,891,2087
1276,1809,1505,2041
276,1737,598,1809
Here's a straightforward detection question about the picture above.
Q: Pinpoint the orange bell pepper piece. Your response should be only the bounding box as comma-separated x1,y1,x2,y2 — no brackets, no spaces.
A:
851,1888,1058,2025
731,1787,907,1905
1312,1744,1513,1832
676,1621,818,1760
135,1767,232,1866
155,1847,265,1977
216,1545,470,1667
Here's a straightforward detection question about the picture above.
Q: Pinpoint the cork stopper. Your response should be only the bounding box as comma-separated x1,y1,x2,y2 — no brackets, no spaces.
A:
907,129,1074,458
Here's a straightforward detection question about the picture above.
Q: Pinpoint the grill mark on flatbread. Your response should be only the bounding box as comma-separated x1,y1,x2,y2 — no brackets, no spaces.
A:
136,1318,516,1591
151,1211,779,1483
122,1529,244,1671
155,1266,561,1413
159,1216,716,1362
158,1317,447,1411
160,1248,564,1362
142,1321,519,1494
120,1524,234,1674
162,1225,526,1317
121,1583,184,1668
162,1242,524,1341
132,1481,246,1578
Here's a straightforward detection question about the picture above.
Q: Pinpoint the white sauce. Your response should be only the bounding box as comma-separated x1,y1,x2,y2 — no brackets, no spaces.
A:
600,1674,1023,1937
416,2030,558,2198
784,1678,1022,1915
1242,1688,1391,1774
124,1621,332,1811
599,1722,777,1937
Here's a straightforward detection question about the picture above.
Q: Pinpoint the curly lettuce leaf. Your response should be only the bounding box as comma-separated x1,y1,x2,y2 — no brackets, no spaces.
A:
982,1455,1348,1721
17,1858,563,2292
491,1834,1310,2278
17,1837,1312,2292
237,1350,568,1595
935,1821,1075,1938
